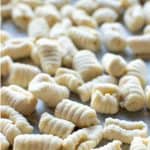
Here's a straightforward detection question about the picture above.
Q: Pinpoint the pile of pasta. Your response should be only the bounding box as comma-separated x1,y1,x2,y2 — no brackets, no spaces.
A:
1,0,150,149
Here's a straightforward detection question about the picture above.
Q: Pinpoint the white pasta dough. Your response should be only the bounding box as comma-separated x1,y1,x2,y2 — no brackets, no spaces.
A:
55,99,99,127
0,132,9,150
73,50,103,81
143,1,150,25
39,112,75,138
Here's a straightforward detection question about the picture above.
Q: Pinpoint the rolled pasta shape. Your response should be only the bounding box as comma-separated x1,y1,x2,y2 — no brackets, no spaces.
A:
145,85,150,110
102,53,127,77
14,134,63,150
28,73,69,107
0,132,10,150
68,26,101,52
0,85,37,115
119,75,145,111
77,140,97,150
103,117,148,144
0,105,33,134
39,112,75,138
55,99,99,127
143,1,150,25
73,50,103,81
8,63,41,88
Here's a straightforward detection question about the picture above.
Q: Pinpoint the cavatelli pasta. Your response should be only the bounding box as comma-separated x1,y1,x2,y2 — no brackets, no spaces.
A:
77,75,117,102
145,85,150,110
39,112,75,138
14,134,63,150
0,132,9,150
102,53,127,77
73,50,103,81
68,26,101,52
0,85,37,115
55,99,99,127
103,117,148,144
8,63,41,88
37,38,63,75
119,75,145,111
77,140,96,150
0,105,33,134
28,73,69,107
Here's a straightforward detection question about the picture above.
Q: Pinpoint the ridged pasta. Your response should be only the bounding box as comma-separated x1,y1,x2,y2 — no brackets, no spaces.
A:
0,30,10,43
68,26,101,52
57,36,78,68
119,75,145,111
145,85,150,110
126,59,147,86
55,68,83,93
73,50,103,81
130,137,150,150
12,3,34,30
63,130,88,150
71,9,97,28
0,119,21,145
124,4,145,32
37,38,63,75
0,85,37,115
35,4,60,27
143,1,150,25
102,53,127,77
103,117,148,144
14,134,63,150
0,105,33,134
92,140,122,150
101,23,126,53
127,35,150,59
0,38,33,60
28,73,69,107
8,63,41,88
91,90,119,114
0,56,12,77
77,75,117,102
0,132,9,150
55,99,99,127
39,112,75,138
28,17,49,39
77,140,96,150
93,8,118,25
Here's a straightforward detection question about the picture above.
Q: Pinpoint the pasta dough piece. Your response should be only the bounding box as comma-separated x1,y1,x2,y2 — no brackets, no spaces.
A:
0,132,9,150
14,134,63,150
91,90,119,114
126,59,147,86
8,63,41,88
68,26,101,52
35,4,60,27
0,119,21,145
124,4,145,32
77,74,117,102
63,130,88,150
101,23,126,53
77,140,97,150
144,25,150,34
127,35,150,59
39,112,75,138
12,3,34,30
1,38,33,60
57,36,78,68
145,85,150,109
103,117,148,144
0,85,37,115
55,99,99,127
28,73,69,107
0,30,10,43
119,75,145,111
55,68,83,93
71,9,97,28
75,0,99,15
73,50,103,81
102,53,127,77
0,105,33,134
92,140,122,150
143,1,150,25
130,137,150,150
0,56,13,77
37,38,63,75
93,8,118,25
28,17,49,39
